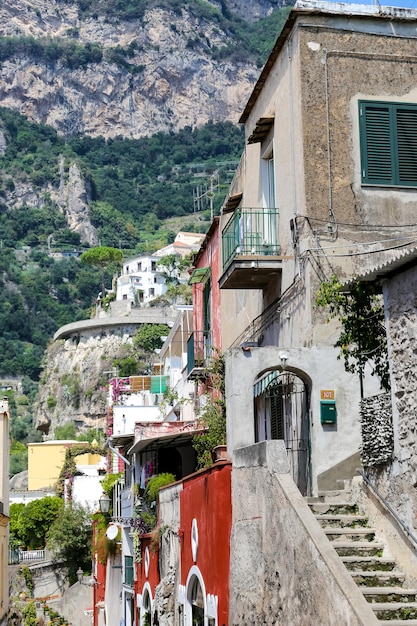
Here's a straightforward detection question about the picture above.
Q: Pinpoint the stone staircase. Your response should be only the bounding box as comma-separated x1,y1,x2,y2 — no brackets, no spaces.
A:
308,492,417,624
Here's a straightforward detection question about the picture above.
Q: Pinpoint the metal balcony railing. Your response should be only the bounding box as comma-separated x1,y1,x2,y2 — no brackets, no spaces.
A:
222,207,280,271
187,331,212,375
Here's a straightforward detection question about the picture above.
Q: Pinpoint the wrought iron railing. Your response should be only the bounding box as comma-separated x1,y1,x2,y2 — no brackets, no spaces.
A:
187,331,212,375
222,207,280,271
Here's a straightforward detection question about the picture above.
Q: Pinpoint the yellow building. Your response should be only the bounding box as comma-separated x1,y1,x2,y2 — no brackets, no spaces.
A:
0,398,10,626
27,440,101,491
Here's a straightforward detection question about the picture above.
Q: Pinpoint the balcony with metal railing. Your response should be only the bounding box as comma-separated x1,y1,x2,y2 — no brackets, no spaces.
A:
220,207,282,289
187,331,213,379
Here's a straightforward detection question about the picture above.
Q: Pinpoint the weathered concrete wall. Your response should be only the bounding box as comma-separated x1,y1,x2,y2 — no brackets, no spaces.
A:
30,560,68,601
155,483,183,626
230,441,378,625
51,579,93,626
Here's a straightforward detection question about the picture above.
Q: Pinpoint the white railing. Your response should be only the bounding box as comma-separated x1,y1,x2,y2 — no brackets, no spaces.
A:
19,549,46,562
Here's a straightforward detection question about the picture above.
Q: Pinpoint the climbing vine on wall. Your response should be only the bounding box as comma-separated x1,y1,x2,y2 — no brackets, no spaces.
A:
56,444,106,498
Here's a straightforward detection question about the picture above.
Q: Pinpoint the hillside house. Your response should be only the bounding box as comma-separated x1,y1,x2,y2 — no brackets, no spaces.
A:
116,233,204,308
116,254,166,306
154,231,205,259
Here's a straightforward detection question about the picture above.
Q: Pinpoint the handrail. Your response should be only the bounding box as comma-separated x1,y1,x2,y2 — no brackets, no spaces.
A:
358,470,417,550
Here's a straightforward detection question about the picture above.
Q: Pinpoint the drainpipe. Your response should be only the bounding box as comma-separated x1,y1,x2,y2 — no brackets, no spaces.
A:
106,442,131,466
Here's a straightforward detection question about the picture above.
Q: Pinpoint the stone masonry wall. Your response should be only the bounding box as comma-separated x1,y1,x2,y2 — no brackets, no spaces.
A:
373,265,417,532
360,393,393,468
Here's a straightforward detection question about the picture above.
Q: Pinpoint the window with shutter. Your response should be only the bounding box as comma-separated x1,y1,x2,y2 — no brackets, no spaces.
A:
359,101,417,187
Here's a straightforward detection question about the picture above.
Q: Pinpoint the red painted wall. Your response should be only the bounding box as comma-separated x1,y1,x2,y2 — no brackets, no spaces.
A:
92,520,106,626
192,218,222,350
180,462,232,626
134,534,160,599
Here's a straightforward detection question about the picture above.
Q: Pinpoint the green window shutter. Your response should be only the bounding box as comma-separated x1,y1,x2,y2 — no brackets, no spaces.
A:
396,107,417,184
360,101,417,186
360,102,394,185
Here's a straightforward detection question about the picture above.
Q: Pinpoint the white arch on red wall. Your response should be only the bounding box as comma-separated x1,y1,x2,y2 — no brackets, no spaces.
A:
137,582,153,625
178,565,218,626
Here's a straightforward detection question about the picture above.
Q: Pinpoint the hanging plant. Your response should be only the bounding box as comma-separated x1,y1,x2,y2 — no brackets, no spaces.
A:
192,351,226,468
92,512,119,565
133,529,141,563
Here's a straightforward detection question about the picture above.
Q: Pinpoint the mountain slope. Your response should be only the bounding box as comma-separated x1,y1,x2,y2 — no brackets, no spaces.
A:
0,0,290,139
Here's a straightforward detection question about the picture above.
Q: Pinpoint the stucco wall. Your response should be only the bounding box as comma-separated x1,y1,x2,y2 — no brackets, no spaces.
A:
229,441,378,625
225,346,378,494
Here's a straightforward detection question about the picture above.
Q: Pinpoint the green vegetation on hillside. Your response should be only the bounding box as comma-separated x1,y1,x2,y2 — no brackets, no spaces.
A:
0,111,244,457
0,36,145,73
0,108,243,249
5,1,293,69
0,37,103,69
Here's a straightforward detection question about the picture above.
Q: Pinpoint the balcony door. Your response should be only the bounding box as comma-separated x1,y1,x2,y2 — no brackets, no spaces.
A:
261,143,278,251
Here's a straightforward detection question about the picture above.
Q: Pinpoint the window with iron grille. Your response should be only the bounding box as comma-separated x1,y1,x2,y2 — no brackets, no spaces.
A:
359,100,417,186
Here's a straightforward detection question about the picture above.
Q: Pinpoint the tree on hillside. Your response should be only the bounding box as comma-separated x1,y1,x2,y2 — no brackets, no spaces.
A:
80,246,123,297
156,253,192,285
46,503,92,582
133,323,171,353
10,496,63,549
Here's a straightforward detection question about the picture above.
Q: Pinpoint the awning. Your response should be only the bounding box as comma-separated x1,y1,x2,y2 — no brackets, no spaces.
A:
109,433,134,447
222,192,243,214
247,116,275,144
188,267,211,285
128,426,205,455
253,370,280,398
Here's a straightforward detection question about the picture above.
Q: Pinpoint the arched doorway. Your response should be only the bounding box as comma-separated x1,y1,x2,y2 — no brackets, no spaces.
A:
254,370,311,495
189,575,205,626
138,585,152,626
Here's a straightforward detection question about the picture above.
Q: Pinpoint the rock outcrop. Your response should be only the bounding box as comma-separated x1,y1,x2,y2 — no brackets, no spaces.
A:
58,159,98,246
34,332,124,434
0,0,278,140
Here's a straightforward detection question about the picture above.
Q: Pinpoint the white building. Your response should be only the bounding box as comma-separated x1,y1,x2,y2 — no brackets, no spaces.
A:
116,254,166,305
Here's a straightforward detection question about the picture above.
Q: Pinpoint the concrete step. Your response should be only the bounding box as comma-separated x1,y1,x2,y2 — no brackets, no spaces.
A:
314,514,369,528
323,527,376,542
379,621,417,625
351,570,406,587
361,586,417,603
342,556,396,572
332,541,384,557
369,601,417,621
308,501,359,515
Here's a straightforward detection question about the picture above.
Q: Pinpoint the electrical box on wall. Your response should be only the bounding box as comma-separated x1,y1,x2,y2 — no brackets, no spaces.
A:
320,400,337,425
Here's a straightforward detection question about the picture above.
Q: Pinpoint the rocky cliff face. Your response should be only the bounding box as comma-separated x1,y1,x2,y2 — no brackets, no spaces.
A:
0,0,281,140
35,332,130,435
